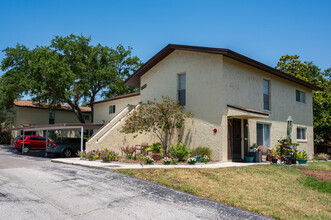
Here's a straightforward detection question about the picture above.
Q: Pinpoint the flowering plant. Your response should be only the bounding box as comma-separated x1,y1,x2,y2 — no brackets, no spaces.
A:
121,146,136,159
171,157,179,164
141,155,154,164
200,155,210,164
100,149,119,162
85,150,95,160
120,96,192,152
278,138,299,163
314,153,328,161
162,157,171,164
187,157,196,165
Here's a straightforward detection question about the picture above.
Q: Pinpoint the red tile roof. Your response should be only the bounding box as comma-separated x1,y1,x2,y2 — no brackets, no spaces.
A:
14,100,91,113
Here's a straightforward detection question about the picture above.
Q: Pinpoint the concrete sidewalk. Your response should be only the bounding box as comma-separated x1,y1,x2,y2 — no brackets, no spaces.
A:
51,157,270,170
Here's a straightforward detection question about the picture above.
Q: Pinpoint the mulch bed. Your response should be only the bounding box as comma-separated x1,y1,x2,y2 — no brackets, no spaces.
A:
300,169,331,181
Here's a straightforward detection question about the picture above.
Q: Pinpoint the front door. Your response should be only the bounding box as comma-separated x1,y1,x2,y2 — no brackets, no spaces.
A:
228,118,242,161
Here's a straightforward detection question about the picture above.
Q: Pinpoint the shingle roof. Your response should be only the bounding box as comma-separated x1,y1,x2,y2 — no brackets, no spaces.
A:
124,44,320,90
14,100,91,113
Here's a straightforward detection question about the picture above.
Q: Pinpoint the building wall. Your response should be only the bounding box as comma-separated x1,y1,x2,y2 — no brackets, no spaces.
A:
93,95,140,124
12,106,91,138
140,50,225,160
221,57,314,159
87,50,314,160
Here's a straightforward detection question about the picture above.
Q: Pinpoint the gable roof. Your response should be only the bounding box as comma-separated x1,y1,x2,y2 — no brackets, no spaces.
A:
124,44,320,90
90,92,140,105
14,100,91,113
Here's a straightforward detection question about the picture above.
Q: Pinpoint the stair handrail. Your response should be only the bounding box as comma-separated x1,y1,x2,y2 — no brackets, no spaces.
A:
95,103,139,143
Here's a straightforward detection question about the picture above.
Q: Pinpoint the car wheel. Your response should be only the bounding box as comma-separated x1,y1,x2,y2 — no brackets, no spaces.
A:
63,149,72,158
22,145,30,153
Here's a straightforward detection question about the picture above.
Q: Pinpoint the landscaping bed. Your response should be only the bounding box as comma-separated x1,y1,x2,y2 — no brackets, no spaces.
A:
117,162,331,220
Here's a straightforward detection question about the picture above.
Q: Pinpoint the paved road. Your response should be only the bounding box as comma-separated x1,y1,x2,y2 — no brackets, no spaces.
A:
0,145,270,220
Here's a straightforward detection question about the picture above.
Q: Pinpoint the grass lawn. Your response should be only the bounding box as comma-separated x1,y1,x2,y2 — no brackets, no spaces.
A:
117,162,331,220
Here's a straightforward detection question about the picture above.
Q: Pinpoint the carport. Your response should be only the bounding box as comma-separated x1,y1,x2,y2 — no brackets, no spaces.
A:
11,123,103,158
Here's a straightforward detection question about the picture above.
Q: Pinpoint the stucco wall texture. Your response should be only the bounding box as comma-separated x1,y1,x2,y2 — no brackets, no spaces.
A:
87,50,314,161
93,96,140,124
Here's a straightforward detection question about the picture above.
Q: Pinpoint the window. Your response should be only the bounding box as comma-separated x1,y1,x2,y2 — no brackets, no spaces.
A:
49,111,55,124
109,105,116,114
178,73,186,105
296,90,305,103
297,127,306,140
263,79,270,110
257,123,271,147
84,115,90,121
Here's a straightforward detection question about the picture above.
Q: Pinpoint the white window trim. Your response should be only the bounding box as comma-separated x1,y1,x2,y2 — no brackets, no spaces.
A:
177,72,186,106
109,105,115,114
256,122,272,147
297,127,307,142
296,89,306,104
263,79,271,111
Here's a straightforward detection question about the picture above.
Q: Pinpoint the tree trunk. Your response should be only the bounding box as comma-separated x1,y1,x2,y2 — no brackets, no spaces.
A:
66,99,85,123
90,96,95,123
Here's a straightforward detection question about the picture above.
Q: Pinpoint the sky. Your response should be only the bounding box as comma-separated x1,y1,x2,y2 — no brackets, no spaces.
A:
0,0,330,76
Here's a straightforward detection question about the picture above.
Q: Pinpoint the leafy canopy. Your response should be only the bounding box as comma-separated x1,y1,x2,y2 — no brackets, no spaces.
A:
0,34,141,123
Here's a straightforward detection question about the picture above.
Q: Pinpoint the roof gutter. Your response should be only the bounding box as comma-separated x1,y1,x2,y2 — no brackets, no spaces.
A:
124,44,321,91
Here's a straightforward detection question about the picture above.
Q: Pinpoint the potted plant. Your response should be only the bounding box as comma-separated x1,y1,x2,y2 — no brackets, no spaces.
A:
269,147,278,164
150,143,162,161
245,155,254,162
250,143,257,152
297,150,308,164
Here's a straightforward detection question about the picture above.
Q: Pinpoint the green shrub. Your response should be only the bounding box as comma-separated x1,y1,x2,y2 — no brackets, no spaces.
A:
0,131,11,144
169,142,191,161
150,143,162,153
191,146,211,157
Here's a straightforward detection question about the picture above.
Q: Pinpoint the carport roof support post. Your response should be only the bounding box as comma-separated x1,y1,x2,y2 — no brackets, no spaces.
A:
81,126,83,159
22,130,25,155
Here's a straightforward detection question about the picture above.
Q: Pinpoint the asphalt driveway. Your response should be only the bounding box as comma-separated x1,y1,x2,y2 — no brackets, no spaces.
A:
0,145,271,219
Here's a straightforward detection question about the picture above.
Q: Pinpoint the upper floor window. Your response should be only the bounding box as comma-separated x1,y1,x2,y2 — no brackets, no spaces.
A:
109,105,115,114
178,73,186,106
263,79,270,110
296,90,305,103
297,127,306,140
49,111,55,124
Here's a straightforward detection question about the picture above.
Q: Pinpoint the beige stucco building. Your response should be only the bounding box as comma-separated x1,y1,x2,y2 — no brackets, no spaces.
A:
11,100,91,137
87,44,319,161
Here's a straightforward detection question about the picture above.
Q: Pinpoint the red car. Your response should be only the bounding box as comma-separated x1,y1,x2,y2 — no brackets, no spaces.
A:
13,135,53,153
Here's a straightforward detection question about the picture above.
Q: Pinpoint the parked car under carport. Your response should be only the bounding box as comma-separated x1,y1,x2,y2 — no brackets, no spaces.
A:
47,138,86,157
10,123,103,157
